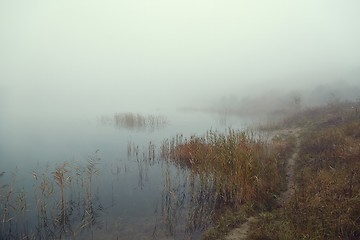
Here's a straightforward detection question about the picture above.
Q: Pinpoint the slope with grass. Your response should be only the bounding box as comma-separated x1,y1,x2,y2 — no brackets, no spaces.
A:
248,101,360,240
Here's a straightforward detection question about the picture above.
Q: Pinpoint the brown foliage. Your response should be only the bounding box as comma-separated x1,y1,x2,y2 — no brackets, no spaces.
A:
162,129,294,210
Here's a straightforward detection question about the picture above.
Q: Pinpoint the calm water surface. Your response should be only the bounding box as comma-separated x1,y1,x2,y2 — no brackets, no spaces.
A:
0,109,252,239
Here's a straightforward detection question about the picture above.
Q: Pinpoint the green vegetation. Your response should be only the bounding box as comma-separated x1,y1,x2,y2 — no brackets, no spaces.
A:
248,100,360,240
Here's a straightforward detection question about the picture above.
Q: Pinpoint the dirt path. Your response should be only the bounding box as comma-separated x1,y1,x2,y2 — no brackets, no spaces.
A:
223,217,256,240
221,128,301,240
278,130,300,206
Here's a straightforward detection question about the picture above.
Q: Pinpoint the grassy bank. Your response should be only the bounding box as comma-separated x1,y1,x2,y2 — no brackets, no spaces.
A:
248,100,360,239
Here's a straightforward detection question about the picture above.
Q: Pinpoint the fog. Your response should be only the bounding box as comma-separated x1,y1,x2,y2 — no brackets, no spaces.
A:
1,0,360,118
1,2,360,238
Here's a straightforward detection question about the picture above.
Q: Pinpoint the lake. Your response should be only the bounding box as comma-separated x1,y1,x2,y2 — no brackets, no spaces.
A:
0,109,254,239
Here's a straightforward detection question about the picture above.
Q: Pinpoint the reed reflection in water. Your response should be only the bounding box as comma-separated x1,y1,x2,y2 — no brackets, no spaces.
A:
0,151,104,240
1,126,273,239
159,128,287,237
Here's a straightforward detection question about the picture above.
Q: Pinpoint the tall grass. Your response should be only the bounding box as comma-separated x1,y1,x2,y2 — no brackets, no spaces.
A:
161,128,294,230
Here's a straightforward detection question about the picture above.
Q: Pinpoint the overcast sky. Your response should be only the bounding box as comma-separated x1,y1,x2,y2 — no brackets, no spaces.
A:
1,0,360,115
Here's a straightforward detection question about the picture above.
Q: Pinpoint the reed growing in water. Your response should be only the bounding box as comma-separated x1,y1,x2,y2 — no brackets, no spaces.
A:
113,112,168,131
0,152,104,239
53,162,71,232
162,129,294,212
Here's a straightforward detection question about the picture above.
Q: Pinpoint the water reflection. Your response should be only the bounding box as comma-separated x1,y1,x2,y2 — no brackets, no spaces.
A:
158,128,278,238
159,161,215,239
1,110,253,239
0,152,104,239
0,144,218,239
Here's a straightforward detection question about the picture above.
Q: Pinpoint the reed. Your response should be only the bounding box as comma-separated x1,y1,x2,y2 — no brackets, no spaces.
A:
0,168,33,239
158,128,295,239
53,162,71,232
79,151,101,232
160,161,189,237
86,151,100,199
162,129,287,210
33,166,56,239
111,112,168,131
1,150,107,239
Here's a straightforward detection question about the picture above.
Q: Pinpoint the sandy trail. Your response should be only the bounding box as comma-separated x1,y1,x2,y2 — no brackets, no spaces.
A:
221,128,301,240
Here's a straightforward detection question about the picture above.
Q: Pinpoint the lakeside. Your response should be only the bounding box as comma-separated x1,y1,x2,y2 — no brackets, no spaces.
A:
201,100,360,240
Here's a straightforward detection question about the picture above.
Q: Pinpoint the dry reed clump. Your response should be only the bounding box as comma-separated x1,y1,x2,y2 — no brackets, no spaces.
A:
162,129,293,210
113,112,168,130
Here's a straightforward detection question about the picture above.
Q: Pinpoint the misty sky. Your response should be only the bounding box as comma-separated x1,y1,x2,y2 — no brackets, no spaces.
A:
1,0,360,115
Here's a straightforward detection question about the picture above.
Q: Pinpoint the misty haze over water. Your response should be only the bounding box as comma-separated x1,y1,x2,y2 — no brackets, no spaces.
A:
1,1,360,239
1,0,360,118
